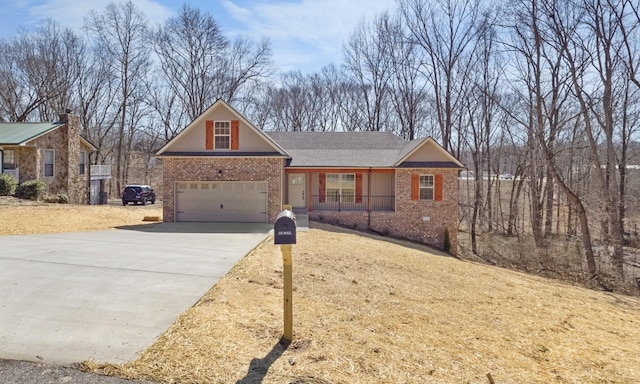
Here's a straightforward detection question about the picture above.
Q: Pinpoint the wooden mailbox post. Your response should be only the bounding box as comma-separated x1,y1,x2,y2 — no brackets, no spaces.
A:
274,209,296,343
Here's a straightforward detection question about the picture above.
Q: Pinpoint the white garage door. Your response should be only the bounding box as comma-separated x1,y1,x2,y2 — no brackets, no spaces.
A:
175,181,268,222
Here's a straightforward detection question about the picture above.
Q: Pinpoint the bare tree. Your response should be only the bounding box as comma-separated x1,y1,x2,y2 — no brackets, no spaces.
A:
544,0,627,277
76,48,120,165
84,0,151,194
31,21,85,120
317,64,347,132
151,5,272,124
0,20,84,122
151,4,228,121
618,0,640,88
400,0,484,154
463,13,501,252
144,75,188,142
343,13,394,132
221,36,274,107
384,12,430,140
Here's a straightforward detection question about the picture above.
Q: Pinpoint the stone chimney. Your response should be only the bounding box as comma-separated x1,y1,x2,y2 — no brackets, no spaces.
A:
60,110,83,203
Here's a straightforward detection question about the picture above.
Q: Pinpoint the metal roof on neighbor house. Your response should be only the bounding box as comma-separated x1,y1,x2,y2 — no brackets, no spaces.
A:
0,122,64,145
265,131,436,167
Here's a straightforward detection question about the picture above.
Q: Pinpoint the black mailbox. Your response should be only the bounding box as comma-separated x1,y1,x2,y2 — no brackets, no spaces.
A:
274,210,296,244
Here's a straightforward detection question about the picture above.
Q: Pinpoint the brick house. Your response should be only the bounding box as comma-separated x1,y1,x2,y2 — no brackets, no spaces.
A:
0,113,96,204
156,100,464,253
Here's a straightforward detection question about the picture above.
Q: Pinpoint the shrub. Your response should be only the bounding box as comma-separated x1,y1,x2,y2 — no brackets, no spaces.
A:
44,193,69,204
0,173,17,196
16,180,46,200
444,228,451,252
57,193,69,204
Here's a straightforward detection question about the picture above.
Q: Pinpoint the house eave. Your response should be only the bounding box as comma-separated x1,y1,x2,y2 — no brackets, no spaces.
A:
155,99,291,157
396,161,465,169
155,151,289,159
394,137,465,168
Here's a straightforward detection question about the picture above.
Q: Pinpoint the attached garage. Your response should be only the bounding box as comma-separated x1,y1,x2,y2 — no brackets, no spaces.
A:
175,181,268,222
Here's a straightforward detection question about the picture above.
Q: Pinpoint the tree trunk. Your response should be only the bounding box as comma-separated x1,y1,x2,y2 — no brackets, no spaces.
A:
549,165,598,279
544,167,554,236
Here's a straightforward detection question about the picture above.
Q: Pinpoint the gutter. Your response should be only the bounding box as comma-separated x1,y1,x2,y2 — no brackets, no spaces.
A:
87,150,96,204
367,167,372,229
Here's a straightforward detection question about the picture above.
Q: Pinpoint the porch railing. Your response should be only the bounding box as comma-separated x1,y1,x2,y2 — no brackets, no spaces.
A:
90,164,112,179
311,194,395,212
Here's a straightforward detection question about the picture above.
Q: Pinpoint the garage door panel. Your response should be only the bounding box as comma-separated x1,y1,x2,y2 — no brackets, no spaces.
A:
176,182,267,222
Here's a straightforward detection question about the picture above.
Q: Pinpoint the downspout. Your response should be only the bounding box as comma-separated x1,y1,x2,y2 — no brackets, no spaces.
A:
87,150,94,204
0,149,4,174
367,167,372,229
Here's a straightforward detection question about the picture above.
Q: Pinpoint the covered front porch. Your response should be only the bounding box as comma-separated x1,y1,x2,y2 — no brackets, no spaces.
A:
284,168,396,213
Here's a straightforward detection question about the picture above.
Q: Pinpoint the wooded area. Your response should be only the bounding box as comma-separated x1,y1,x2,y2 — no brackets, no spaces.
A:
2,0,640,292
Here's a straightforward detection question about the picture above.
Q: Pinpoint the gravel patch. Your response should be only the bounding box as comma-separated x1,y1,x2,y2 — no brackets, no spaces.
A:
0,359,157,384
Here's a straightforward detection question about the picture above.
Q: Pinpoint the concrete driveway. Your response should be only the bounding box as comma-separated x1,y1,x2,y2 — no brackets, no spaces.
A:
0,223,271,366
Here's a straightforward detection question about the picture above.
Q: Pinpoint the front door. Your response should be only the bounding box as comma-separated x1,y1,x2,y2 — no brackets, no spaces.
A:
288,174,306,208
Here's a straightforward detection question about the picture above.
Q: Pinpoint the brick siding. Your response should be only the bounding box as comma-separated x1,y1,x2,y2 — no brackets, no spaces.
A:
308,168,459,254
162,157,283,222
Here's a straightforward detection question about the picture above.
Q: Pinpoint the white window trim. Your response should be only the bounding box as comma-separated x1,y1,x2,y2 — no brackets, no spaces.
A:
326,173,355,203
44,149,55,178
419,174,434,201
214,121,231,150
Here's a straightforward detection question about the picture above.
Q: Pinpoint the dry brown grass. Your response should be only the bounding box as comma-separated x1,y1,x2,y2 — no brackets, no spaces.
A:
82,223,640,384
0,197,162,235
3,199,639,383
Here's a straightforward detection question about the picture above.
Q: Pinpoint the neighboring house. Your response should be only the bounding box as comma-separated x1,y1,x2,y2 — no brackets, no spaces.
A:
0,113,100,204
156,100,464,253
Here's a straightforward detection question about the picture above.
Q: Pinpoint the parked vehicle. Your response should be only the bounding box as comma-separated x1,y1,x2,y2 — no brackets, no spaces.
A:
499,173,514,180
122,184,156,205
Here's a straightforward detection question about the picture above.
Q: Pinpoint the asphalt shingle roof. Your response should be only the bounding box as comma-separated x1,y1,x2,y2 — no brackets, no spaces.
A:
265,131,416,167
0,122,64,145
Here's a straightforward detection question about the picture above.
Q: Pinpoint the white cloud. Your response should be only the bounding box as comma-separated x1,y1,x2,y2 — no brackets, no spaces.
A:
222,0,397,72
24,0,174,31
7,0,398,73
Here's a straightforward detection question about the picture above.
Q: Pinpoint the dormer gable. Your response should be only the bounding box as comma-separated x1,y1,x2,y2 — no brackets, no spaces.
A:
156,99,288,157
395,137,464,168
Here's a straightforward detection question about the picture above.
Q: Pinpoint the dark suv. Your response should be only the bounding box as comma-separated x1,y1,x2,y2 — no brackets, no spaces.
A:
122,184,156,206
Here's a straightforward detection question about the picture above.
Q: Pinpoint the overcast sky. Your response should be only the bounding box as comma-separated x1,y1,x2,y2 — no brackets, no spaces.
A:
0,0,397,73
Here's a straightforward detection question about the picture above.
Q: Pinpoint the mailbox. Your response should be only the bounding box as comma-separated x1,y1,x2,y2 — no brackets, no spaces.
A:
274,210,296,244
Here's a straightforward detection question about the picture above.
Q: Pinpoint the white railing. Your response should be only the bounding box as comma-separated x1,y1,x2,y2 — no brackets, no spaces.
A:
90,164,112,179
2,168,18,181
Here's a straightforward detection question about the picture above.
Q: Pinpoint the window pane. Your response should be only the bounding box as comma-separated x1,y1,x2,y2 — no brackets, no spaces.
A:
420,175,433,187
342,189,355,203
215,136,230,149
3,149,15,169
326,174,340,188
44,150,54,177
420,188,433,200
215,121,230,134
342,174,355,187
214,121,230,149
326,188,339,202
79,152,86,175
45,150,54,163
